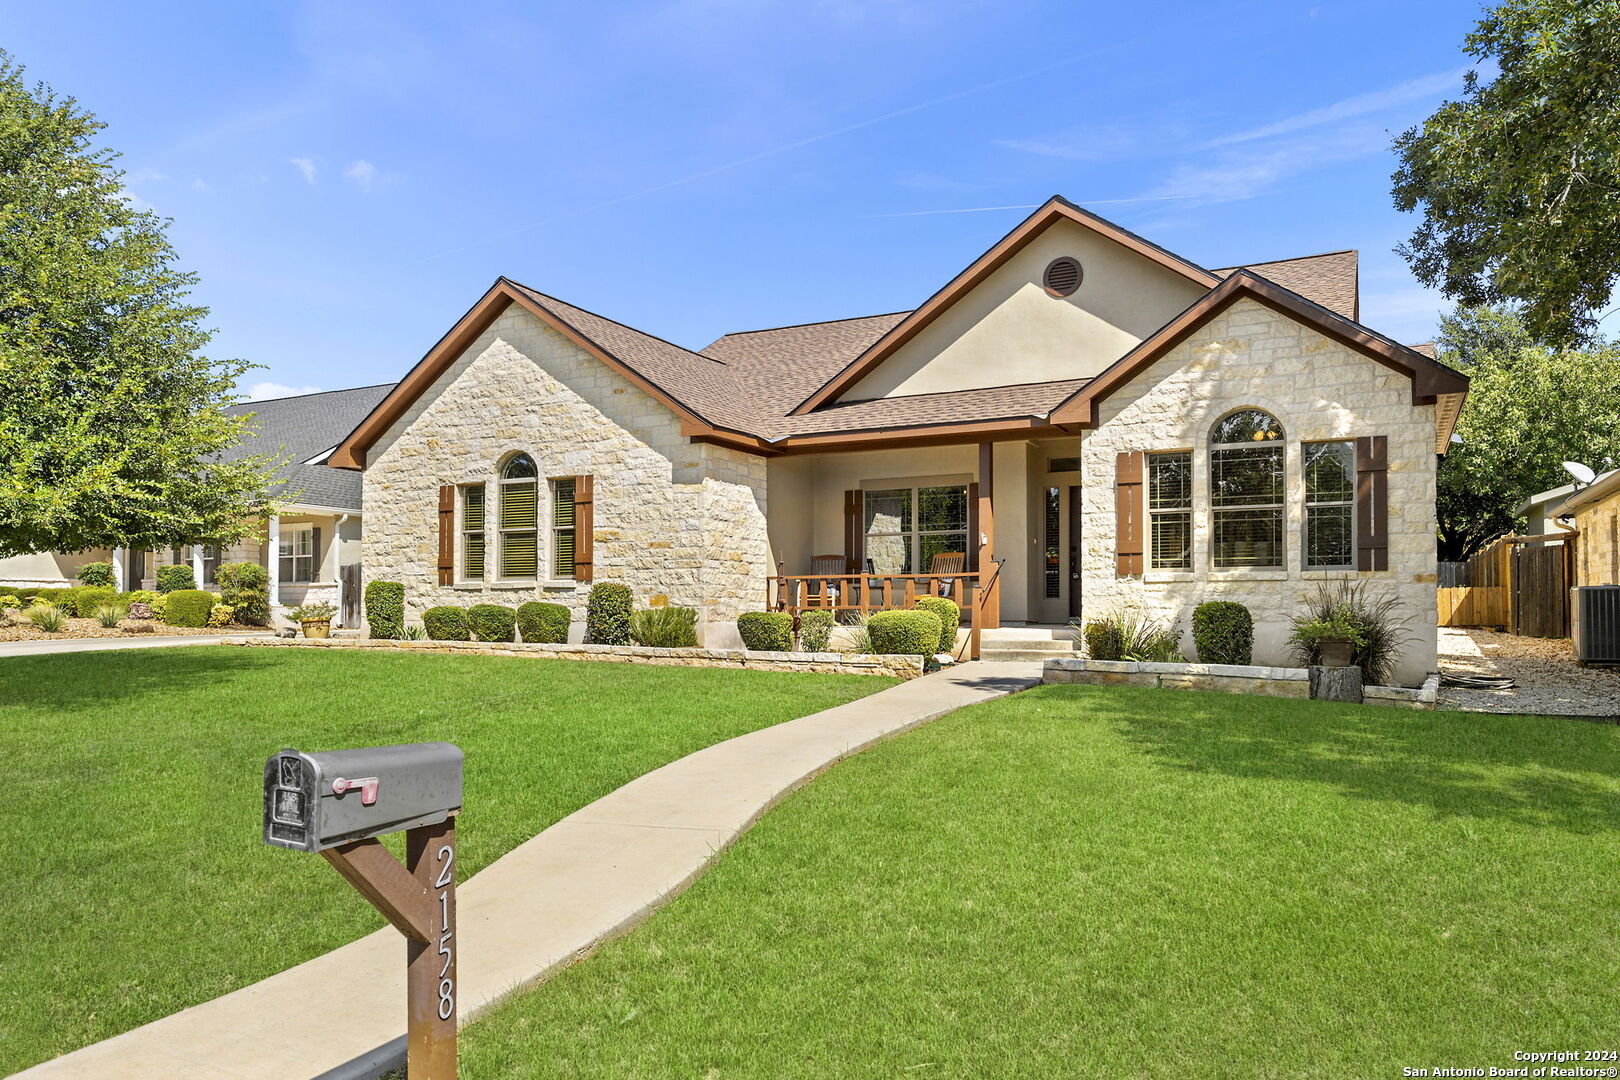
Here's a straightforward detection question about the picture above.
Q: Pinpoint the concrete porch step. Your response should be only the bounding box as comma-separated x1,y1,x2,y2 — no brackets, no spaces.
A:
978,647,1079,662
979,637,1076,652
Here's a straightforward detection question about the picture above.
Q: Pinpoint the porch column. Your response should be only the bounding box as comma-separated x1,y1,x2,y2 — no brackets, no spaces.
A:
977,441,1000,631
266,515,281,610
192,544,204,587
111,547,125,589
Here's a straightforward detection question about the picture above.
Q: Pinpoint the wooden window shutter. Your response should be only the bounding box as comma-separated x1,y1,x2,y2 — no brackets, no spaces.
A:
844,490,863,573
1355,436,1389,571
1115,451,1145,576
574,475,594,581
436,485,455,585
966,481,980,571
311,526,322,580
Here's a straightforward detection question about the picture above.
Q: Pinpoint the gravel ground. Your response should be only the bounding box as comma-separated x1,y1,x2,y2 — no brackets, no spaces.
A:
0,615,264,643
1438,628,1620,717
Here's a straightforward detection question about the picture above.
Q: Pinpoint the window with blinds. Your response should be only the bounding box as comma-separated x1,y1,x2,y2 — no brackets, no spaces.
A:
551,477,576,579
1210,409,1285,568
498,454,539,579
462,484,486,579
1304,441,1355,569
1148,451,1192,570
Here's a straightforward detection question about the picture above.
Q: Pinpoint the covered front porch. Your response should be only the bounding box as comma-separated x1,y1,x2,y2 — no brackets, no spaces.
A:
764,438,1087,655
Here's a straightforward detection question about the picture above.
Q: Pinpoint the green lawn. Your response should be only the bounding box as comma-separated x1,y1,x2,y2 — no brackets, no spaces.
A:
0,647,889,1075
457,684,1620,1079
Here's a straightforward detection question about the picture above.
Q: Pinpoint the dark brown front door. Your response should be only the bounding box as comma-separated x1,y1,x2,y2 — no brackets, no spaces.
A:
1067,487,1082,619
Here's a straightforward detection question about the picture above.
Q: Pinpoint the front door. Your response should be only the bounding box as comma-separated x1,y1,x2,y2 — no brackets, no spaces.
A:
1038,483,1082,623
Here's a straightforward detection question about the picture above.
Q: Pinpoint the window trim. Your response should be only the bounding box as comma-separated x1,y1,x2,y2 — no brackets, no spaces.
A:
1209,409,1286,570
1302,439,1357,571
1147,449,1193,571
497,454,540,581
861,483,971,576
279,525,316,584
548,476,577,580
460,483,487,581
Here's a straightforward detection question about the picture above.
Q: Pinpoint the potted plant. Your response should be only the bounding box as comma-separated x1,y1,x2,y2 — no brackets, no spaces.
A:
1292,614,1363,668
289,601,338,638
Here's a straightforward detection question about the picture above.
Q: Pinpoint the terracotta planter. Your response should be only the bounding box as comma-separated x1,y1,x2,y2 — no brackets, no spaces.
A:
301,619,332,639
1317,636,1354,668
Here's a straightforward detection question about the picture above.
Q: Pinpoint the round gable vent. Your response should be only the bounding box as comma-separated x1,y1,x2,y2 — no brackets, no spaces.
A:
1043,256,1082,298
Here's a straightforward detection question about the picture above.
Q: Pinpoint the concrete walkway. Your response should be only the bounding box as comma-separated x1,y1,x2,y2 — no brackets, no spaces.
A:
15,661,1042,1080
0,634,261,659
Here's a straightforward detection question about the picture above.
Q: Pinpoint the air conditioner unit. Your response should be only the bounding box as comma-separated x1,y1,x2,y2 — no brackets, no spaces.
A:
1572,585,1620,666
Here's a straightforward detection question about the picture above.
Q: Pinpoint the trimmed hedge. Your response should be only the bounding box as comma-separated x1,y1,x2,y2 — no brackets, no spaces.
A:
1192,601,1253,665
422,605,471,641
517,601,570,644
216,562,271,625
468,603,517,642
911,595,960,655
736,611,793,651
797,609,834,652
868,609,943,656
156,564,196,593
586,583,633,645
71,587,120,617
630,606,698,648
1083,619,1123,661
76,562,116,588
365,580,405,639
163,589,216,628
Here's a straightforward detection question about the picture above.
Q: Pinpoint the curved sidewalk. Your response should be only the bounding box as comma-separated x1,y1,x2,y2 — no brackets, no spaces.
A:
15,661,1041,1080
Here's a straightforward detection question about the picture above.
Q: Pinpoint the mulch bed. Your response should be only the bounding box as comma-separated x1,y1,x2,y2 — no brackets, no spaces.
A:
0,616,271,642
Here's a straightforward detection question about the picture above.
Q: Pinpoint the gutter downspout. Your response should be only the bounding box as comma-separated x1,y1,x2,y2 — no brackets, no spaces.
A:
334,513,351,628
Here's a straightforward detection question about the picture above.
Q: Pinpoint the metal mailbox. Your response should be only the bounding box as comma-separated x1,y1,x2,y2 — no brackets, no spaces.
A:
264,742,463,852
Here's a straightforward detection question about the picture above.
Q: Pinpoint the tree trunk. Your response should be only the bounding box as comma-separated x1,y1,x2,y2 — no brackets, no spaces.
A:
1310,665,1363,703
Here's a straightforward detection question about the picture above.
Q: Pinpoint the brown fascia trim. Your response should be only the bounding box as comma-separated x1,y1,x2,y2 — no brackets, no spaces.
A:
329,279,753,469
788,196,1223,416
767,416,1066,455
1047,271,1470,430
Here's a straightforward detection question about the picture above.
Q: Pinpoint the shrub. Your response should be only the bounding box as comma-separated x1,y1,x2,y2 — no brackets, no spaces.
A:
71,587,119,617
26,603,67,632
126,589,156,604
911,595,960,655
150,593,169,621
162,589,215,628
76,562,115,588
1082,618,1123,660
867,609,943,656
586,583,633,645
401,624,430,641
797,609,835,652
95,603,128,628
156,564,196,593
423,605,471,641
0,595,20,611
840,612,875,654
1288,580,1407,684
215,563,271,625
1192,601,1253,665
468,603,518,642
630,606,698,648
365,580,405,639
289,602,337,622
517,601,570,644
736,611,793,651
208,604,235,628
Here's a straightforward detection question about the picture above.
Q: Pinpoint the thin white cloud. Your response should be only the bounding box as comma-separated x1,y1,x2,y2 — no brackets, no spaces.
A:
1203,67,1469,149
246,382,324,401
342,160,378,192
290,157,318,184
1146,125,1388,206
872,195,1198,218
117,188,156,212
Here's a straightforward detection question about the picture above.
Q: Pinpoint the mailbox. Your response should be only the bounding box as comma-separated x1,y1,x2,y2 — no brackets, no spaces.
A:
263,742,463,852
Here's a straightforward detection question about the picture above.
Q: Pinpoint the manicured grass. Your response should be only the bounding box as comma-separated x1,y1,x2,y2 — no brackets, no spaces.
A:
458,685,1620,1079
0,647,888,1074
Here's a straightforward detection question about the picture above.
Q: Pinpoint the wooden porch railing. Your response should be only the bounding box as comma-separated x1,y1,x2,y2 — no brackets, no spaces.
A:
768,559,1003,659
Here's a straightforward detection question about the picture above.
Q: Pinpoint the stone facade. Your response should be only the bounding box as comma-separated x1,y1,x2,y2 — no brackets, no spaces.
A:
1079,298,1440,686
362,306,769,645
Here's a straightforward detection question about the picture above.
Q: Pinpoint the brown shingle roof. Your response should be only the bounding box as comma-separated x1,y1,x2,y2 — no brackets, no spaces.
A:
700,311,910,426
1213,250,1359,319
767,378,1089,437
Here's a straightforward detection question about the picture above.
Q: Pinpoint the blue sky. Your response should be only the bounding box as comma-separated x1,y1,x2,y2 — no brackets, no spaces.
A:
8,0,1485,399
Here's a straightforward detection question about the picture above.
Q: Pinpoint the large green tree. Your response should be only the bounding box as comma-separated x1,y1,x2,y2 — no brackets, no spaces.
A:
1436,306,1620,560
0,53,279,557
1392,0,1620,346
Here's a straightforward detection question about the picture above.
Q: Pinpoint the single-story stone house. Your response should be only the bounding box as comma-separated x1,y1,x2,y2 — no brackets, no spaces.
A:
0,384,392,625
330,197,1468,685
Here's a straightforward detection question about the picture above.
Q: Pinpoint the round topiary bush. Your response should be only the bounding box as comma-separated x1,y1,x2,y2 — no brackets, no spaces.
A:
867,609,943,656
365,580,405,639
911,595,960,655
736,611,793,651
797,609,835,652
468,603,517,642
586,583,633,645
162,589,215,628
76,562,116,588
1192,600,1253,665
422,605,471,641
156,564,196,593
215,562,271,625
1083,618,1123,661
517,601,571,644
71,587,120,617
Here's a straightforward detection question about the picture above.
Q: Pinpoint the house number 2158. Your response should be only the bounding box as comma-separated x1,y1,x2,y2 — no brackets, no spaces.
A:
435,842,454,1020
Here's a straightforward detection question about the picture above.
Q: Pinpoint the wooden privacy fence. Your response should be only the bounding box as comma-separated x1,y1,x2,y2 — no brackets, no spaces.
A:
1437,532,1576,637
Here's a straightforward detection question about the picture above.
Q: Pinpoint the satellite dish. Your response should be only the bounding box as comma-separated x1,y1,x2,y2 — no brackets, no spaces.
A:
1563,461,1597,486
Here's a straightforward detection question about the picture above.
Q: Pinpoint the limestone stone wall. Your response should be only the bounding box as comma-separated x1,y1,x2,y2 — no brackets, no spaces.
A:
1080,297,1440,686
362,306,769,644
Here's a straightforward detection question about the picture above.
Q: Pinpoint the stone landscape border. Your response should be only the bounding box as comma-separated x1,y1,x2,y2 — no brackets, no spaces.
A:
1042,657,1439,709
222,635,924,679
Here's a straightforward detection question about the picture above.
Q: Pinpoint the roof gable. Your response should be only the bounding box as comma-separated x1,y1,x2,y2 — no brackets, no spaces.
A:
1213,250,1359,320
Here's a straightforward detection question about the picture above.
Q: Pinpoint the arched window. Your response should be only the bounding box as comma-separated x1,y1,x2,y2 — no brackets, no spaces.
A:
498,453,539,579
1210,409,1285,568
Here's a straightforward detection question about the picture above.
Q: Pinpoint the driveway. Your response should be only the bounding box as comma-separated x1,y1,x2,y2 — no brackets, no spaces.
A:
1438,628,1620,717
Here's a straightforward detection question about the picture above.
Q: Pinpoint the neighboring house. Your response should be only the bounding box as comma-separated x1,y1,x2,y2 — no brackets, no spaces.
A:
0,383,393,623
330,197,1468,686
1548,470,1620,588
1515,471,1615,540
